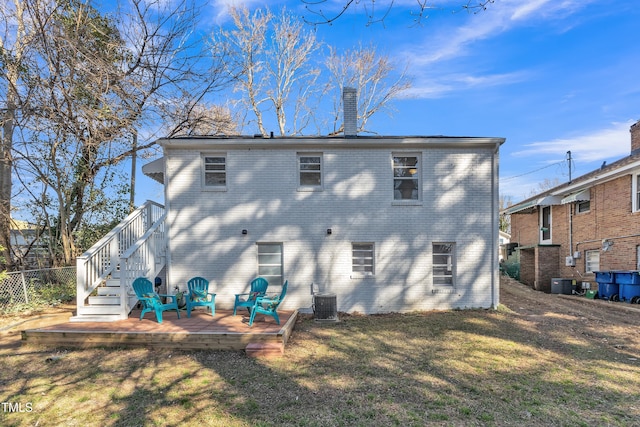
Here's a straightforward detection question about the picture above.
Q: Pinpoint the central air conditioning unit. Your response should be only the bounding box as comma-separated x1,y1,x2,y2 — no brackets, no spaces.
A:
313,293,338,322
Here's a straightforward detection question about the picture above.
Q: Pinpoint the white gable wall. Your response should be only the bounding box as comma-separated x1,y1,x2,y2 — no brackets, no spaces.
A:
163,140,500,314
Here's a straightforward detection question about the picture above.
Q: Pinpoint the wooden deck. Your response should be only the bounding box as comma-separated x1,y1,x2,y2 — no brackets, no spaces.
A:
21,309,298,354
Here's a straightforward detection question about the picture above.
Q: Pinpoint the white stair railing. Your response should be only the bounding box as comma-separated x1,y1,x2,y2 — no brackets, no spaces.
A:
119,211,167,313
75,201,165,316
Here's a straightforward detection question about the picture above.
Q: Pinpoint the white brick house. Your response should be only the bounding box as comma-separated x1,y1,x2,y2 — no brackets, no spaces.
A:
143,133,505,314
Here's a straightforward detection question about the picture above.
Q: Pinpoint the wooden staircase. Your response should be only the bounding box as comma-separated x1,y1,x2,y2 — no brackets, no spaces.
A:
71,201,166,322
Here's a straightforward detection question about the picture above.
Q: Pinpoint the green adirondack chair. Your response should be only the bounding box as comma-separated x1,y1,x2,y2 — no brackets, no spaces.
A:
248,280,288,326
132,277,180,324
185,276,216,317
233,277,269,316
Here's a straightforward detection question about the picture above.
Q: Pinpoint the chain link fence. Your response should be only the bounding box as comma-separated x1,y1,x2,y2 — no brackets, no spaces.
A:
0,267,76,314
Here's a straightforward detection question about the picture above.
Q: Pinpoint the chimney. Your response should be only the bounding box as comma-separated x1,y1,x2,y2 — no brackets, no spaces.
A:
343,87,357,138
631,120,640,155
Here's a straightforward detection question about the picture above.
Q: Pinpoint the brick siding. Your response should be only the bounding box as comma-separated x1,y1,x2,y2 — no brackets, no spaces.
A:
510,173,640,290
162,139,501,314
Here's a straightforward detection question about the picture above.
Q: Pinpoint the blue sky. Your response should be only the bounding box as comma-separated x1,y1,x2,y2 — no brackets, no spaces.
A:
135,0,640,205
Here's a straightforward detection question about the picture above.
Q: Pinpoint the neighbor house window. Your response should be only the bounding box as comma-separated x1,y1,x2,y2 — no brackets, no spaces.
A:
393,154,420,201
298,153,322,189
585,250,600,273
577,200,590,213
257,243,283,287
202,154,226,189
433,243,455,287
634,174,640,212
352,243,374,275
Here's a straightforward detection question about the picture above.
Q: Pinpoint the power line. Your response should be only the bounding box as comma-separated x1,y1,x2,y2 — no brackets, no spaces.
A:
500,160,566,182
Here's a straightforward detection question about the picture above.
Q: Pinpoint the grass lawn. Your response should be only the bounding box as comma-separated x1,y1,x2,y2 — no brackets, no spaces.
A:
1,284,639,426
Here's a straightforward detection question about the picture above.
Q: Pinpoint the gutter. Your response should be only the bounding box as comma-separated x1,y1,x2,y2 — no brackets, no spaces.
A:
551,158,640,196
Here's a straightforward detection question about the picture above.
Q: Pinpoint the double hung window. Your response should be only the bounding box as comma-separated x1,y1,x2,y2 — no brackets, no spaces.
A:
393,154,420,201
634,174,640,212
298,154,322,189
202,154,226,189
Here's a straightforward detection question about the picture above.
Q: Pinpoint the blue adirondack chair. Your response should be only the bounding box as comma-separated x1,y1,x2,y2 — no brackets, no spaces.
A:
248,280,288,326
233,277,269,316
132,277,180,324
185,276,216,317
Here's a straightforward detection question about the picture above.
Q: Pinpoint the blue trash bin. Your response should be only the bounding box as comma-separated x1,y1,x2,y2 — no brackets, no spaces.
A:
594,271,619,301
614,271,640,303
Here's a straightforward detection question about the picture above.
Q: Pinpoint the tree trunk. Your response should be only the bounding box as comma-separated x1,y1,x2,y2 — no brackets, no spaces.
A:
0,98,16,270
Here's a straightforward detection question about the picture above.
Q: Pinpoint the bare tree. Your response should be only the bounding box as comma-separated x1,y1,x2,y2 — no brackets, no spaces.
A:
213,7,322,136
0,0,39,268
325,43,411,135
301,0,495,26
499,194,512,234
166,103,239,137
6,0,232,265
213,7,410,137
527,178,561,198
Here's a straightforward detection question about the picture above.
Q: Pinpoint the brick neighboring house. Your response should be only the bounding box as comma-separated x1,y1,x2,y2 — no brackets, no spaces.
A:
503,120,640,292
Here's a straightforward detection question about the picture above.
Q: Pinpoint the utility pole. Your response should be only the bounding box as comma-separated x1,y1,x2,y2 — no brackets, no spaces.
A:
129,131,137,213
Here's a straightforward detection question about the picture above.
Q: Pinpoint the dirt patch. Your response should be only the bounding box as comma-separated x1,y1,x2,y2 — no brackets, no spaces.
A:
500,276,640,357
0,304,75,347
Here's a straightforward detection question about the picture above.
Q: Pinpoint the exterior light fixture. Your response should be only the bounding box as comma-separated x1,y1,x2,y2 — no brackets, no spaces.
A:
326,228,332,235
242,229,248,235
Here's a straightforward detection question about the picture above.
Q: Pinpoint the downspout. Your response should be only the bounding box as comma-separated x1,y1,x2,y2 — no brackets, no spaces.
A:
567,151,573,263
492,143,500,309
568,204,573,259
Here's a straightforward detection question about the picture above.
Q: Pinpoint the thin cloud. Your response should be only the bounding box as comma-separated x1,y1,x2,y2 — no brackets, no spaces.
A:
512,121,634,163
405,70,531,98
405,0,596,67
396,0,598,100
210,0,267,23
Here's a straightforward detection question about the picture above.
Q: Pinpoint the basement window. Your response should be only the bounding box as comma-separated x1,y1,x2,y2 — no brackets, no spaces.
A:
352,243,374,276
585,250,600,274
433,243,455,287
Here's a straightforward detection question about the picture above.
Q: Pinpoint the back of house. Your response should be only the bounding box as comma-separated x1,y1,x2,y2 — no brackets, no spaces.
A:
148,132,504,314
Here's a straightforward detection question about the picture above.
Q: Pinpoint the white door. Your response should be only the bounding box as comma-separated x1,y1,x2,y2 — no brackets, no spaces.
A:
540,206,552,244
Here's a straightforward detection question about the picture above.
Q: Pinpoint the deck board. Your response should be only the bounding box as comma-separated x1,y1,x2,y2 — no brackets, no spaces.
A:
21,309,297,351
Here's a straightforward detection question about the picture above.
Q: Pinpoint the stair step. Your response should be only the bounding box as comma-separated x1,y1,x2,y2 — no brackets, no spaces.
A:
105,278,121,287
77,305,126,316
88,296,121,305
97,287,121,296
70,314,127,322
245,342,284,358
